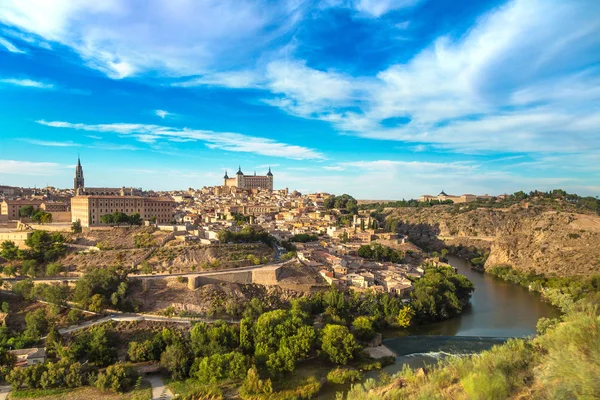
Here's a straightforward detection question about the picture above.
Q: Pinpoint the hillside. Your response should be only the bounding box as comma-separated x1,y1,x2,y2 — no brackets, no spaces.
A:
384,202,600,277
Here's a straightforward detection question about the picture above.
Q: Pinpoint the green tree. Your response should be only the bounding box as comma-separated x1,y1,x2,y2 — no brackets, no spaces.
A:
45,262,63,276
0,240,20,261
352,316,375,341
95,363,138,393
396,305,415,328
18,205,35,218
410,266,475,323
128,213,143,226
24,231,66,262
240,366,273,396
239,317,254,354
100,214,114,225
320,324,360,364
1,301,9,313
161,343,190,380
71,220,82,233
25,308,48,338
21,259,39,277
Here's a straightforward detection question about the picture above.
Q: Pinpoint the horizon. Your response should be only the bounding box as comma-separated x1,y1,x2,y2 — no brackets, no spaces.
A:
1,0,599,199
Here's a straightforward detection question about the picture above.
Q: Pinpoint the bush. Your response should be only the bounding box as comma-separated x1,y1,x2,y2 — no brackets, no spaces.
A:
327,367,362,384
94,363,138,393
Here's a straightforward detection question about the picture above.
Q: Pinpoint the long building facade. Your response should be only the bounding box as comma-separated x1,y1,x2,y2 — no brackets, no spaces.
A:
223,167,273,190
71,195,175,227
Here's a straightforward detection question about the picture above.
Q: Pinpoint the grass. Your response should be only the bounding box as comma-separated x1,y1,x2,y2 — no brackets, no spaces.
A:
8,385,151,400
9,388,75,398
167,379,224,399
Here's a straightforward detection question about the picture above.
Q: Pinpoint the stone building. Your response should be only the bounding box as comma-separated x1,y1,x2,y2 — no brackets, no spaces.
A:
223,167,273,190
71,195,175,227
0,198,43,219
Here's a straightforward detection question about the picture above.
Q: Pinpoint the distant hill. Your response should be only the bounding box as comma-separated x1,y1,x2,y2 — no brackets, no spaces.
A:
382,195,600,277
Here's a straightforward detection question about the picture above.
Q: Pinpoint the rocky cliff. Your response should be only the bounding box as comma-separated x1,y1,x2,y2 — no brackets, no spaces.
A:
385,204,600,277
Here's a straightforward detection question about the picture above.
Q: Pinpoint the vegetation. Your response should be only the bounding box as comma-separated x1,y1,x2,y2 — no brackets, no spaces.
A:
100,212,143,226
217,226,276,246
72,267,132,312
487,264,600,310
359,189,600,215
71,220,82,233
324,194,358,214
290,233,319,242
342,292,600,400
357,243,404,263
327,367,362,384
410,265,475,323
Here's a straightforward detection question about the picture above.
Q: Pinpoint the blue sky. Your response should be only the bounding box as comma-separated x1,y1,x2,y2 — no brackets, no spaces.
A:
1,0,599,199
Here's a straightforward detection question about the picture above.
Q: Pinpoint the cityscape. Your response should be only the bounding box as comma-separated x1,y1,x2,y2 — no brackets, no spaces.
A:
1,1,599,400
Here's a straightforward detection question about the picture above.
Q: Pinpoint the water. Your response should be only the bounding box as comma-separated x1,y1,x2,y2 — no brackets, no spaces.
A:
381,255,561,370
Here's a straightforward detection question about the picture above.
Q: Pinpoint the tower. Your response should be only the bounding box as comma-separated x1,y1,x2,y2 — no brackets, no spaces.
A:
267,167,273,190
223,170,229,186
74,156,84,192
236,166,244,188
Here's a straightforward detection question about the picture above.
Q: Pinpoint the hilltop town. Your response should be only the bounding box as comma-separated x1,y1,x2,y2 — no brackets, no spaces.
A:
1,159,598,399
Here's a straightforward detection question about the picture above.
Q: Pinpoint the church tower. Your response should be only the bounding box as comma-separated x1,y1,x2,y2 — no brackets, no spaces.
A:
267,167,273,190
74,156,84,193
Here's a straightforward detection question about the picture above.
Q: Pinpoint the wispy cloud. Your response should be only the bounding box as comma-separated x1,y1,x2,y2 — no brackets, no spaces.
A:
0,159,66,176
0,36,25,53
154,109,173,119
0,0,307,79
0,78,54,89
20,139,76,147
36,120,326,160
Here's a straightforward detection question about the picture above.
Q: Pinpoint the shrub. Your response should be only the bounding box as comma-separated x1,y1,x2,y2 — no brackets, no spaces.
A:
94,363,138,393
327,367,362,384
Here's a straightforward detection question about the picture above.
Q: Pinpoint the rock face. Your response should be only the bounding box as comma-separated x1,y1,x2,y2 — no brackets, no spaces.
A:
386,205,600,277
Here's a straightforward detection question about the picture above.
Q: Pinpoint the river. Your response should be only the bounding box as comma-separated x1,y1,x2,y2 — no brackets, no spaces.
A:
382,255,561,370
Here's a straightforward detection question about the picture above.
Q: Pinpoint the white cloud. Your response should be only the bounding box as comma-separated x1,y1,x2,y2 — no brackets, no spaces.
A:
262,0,600,155
36,120,326,160
0,159,66,176
0,0,306,79
174,70,262,89
352,0,421,17
20,139,76,147
0,78,54,89
154,109,172,119
0,36,25,53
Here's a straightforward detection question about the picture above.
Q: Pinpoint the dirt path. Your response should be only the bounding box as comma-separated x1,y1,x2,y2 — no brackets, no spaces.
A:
147,375,173,400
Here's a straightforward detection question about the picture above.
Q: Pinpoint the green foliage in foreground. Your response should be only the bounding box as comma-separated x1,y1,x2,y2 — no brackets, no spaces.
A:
327,367,362,384
343,294,600,400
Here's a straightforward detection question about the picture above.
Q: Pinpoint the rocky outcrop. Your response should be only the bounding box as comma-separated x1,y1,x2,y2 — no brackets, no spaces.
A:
386,205,600,277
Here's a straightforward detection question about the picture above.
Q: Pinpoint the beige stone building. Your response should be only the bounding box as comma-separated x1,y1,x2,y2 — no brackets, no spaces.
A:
420,190,480,204
71,195,175,227
0,199,43,219
223,167,273,190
